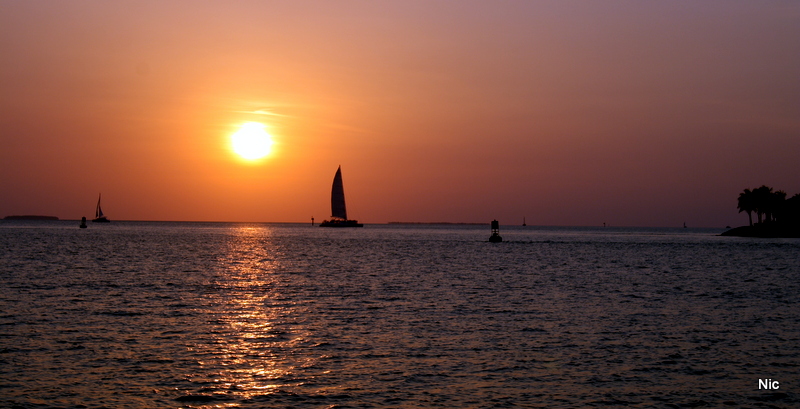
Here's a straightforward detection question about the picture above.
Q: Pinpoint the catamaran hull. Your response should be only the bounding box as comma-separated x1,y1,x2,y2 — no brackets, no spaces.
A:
319,220,363,227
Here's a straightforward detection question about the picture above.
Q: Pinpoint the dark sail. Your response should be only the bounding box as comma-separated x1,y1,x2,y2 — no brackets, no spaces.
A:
331,166,347,220
92,194,110,223
320,166,362,227
96,195,104,218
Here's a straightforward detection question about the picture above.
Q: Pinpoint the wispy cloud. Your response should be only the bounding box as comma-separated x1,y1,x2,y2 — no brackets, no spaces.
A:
233,108,291,117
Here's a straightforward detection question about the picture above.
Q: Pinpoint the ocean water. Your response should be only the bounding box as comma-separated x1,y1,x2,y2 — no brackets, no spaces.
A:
1,221,798,408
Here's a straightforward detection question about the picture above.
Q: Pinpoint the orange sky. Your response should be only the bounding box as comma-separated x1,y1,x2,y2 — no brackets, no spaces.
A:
2,1,799,227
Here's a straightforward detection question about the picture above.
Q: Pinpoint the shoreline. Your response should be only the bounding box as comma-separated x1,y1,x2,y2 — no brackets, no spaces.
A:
3,215,59,221
721,224,800,238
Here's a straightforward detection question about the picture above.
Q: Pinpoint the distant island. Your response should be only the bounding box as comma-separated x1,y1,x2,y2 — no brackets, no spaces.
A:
4,215,60,221
722,185,800,238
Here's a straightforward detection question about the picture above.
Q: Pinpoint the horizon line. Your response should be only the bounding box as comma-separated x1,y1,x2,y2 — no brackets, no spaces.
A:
1,217,732,229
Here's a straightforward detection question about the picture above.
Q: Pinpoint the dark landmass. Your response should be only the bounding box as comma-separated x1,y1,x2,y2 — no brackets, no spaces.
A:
730,185,800,237
388,221,487,225
721,225,800,238
3,215,60,221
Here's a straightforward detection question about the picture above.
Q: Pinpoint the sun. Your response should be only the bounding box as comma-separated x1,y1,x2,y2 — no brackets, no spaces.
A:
231,122,273,160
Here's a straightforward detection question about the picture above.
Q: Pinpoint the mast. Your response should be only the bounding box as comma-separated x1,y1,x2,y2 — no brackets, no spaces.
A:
331,166,347,220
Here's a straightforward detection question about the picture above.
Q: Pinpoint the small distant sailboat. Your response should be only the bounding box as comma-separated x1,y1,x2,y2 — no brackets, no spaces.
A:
92,194,110,223
320,166,363,227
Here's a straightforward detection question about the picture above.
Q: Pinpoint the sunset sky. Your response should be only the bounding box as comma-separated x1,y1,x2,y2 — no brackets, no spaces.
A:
2,1,798,227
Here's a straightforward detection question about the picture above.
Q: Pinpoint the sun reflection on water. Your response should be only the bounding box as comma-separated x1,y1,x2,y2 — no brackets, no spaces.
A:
187,224,315,401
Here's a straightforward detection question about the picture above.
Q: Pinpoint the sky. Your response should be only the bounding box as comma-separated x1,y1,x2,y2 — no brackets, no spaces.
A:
1,1,799,227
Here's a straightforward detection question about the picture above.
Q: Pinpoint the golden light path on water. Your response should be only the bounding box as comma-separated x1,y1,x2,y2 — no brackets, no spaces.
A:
190,225,318,404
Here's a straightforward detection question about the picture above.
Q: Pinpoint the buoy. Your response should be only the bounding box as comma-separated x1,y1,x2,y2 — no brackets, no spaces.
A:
489,219,502,242
79,216,87,229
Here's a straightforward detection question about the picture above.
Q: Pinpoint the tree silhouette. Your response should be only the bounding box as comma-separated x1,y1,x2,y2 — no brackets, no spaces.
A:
769,190,787,223
737,188,755,226
738,185,791,225
751,185,773,224
786,194,800,227
729,187,799,237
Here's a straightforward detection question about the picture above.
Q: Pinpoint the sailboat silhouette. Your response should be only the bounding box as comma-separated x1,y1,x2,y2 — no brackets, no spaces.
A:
92,194,110,223
320,166,362,227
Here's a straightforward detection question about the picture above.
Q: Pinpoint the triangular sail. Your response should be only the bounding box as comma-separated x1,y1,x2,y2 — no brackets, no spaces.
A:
96,195,103,218
92,193,110,222
331,166,347,220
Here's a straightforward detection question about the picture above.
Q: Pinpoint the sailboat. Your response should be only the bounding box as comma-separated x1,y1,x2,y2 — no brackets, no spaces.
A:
92,194,110,223
320,166,363,227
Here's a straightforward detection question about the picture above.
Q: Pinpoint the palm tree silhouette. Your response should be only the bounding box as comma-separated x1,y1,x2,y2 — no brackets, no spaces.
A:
784,194,800,226
739,185,789,225
769,190,787,223
752,185,774,224
738,188,755,226
729,187,799,237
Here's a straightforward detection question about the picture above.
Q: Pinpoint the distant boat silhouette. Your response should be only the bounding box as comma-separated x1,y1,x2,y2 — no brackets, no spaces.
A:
522,217,526,226
320,166,362,227
92,194,110,223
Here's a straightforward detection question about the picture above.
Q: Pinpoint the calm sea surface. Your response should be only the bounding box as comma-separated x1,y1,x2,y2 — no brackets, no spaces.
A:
1,221,798,408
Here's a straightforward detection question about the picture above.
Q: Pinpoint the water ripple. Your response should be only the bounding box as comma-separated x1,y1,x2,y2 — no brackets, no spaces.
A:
1,222,798,407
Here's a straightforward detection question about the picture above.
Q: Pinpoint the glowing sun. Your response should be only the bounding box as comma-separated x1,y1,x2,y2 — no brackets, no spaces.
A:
231,122,272,160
